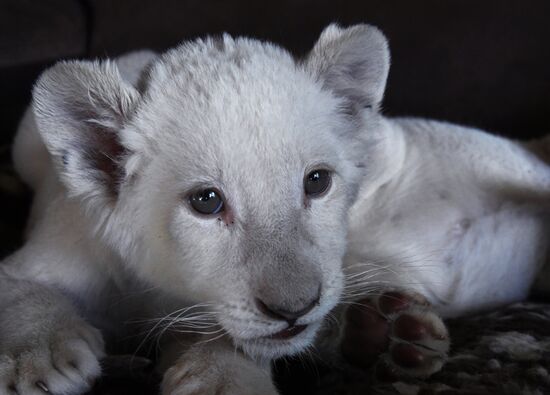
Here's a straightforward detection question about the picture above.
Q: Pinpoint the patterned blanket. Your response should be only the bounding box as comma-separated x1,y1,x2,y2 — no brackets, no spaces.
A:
276,302,550,395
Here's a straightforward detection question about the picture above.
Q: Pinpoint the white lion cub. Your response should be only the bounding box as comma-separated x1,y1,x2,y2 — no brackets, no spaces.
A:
1,23,549,394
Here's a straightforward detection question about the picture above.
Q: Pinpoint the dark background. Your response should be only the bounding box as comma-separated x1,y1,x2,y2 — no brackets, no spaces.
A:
2,0,550,146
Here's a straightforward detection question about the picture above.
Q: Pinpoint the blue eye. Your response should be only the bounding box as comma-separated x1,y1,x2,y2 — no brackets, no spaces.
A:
189,189,224,215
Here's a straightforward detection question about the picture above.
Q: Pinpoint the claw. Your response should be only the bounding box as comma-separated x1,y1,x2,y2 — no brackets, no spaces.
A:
35,381,50,393
374,360,399,382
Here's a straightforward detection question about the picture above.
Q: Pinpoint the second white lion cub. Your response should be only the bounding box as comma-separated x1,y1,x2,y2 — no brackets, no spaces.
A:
1,23,549,395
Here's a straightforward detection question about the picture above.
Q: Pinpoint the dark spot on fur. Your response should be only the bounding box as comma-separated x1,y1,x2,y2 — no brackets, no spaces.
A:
211,36,226,52
136,63,154,95
391,213,403,224
8,382,17,393
214,382,228,395
460,218,471,230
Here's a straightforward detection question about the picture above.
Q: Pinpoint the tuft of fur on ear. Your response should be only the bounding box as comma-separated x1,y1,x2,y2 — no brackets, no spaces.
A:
305,23,390,115
32,60,141,202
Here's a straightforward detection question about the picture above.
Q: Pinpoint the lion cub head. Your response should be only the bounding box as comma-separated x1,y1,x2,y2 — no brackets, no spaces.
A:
32,24,389,359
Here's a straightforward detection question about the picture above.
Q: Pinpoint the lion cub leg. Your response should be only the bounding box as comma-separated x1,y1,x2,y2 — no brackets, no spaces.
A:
0,277,104,395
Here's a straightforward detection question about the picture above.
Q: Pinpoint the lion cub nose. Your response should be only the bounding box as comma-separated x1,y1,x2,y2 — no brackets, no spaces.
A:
255,291,320,326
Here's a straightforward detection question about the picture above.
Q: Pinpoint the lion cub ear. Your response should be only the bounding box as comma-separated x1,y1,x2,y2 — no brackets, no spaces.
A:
305,23,390,114
32,60,141,202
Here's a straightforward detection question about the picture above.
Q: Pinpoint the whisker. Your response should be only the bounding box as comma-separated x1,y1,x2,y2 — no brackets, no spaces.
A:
130,301,220,360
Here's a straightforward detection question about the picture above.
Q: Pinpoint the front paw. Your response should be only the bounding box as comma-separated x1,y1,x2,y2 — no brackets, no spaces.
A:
0,319,104,395
341,290,449,380
162,349,278,395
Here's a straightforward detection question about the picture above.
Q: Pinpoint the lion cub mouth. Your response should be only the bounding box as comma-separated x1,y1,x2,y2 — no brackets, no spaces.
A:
267,324,308,340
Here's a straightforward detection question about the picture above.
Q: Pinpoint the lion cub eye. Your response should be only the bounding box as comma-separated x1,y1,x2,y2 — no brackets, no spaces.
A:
304,169,331,197
189,189,224,215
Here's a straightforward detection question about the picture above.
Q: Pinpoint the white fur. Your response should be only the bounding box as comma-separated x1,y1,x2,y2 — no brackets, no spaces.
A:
1,24,549,394
346,118,550,318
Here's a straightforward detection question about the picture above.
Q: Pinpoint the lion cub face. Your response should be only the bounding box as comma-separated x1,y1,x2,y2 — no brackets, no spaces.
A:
32,24,389,358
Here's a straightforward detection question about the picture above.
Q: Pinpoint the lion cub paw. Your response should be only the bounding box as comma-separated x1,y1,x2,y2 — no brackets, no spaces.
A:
0,320,104,395
341,290,449,380
162,349,278,395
